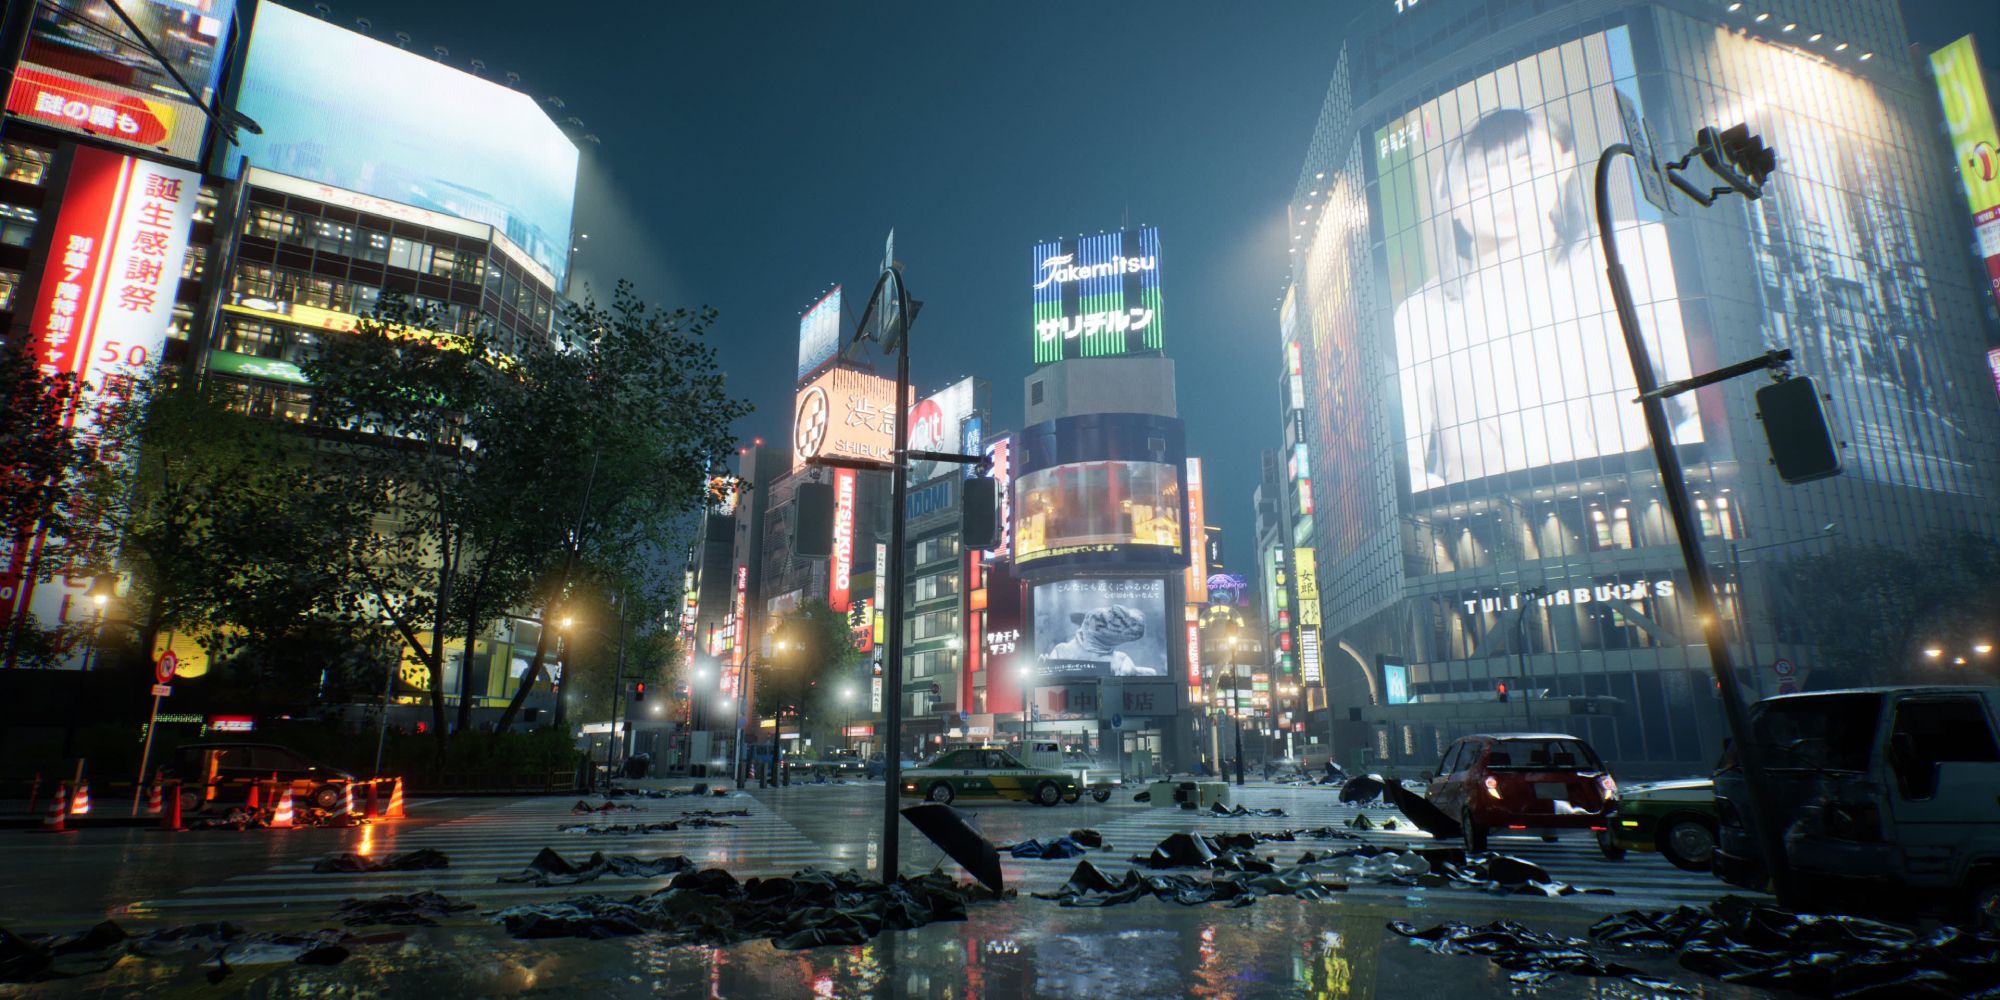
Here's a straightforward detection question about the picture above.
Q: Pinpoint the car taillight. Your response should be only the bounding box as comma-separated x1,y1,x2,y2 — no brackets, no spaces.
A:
1484,776,1502,799
1596,775,1617,801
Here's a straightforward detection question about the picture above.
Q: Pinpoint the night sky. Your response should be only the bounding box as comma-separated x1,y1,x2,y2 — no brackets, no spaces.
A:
312,0,1997,561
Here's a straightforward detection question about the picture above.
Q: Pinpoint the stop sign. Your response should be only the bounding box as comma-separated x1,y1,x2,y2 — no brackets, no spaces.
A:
155,650,178,685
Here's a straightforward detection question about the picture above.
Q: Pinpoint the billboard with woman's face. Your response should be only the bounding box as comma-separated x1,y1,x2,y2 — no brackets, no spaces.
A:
1375,27,1700,494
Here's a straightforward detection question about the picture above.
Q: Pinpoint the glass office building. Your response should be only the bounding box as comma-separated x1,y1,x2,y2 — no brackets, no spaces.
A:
1287,0,2000,773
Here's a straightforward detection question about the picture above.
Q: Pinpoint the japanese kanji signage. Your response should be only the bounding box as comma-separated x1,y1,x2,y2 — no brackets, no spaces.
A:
3,0,237,166
792,367,901,470
3,148,200,663
1030,227,1165,365
829,467,857,613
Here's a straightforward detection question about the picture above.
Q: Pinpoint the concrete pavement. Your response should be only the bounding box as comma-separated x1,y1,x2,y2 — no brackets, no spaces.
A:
0,781,1780,997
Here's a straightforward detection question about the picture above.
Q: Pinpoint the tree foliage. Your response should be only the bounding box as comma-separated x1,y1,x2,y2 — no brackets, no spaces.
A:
1771,531,2000,686
757,600,869,750
0,346,97,542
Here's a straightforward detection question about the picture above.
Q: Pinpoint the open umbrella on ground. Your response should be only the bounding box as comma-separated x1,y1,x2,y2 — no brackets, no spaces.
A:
899,803,1003,895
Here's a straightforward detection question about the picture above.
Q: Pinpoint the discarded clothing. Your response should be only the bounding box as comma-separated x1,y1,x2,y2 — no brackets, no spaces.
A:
333,891,476,926
0,919,370,984
1338,774,1460,838
1208,802,1287,818
1391,919,1677,992
571,800,646,814
1032,860,1343,909
1589,896,2000,998
681,808,752,819
1004,837,1087,860
1068,829,1104,848
490,867,984,950
498,848,696,887
312,849,450,874
557,818,736,835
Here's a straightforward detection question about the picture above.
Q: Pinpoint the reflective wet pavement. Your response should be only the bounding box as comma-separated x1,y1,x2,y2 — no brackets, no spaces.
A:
0,782,1780,997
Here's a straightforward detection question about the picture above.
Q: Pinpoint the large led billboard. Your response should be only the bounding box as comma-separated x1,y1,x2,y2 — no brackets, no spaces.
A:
907,377,984,483
1031,577,1169,679
4,0,232,164
1031,227,1164,365
1931,36,2000,311
2,148,202,662
1013,413,1188,569
230,3,579,286
1375,27,1701,494
793,366,900,470
797,286,842,383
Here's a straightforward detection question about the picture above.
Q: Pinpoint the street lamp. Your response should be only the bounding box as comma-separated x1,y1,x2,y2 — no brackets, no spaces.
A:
839,685,855,750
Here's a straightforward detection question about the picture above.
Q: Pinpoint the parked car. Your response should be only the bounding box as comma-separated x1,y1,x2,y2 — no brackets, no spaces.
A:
898,746,1082,806
820,749,867,777
1425,732,1621,857
1010,740,1120,802
163,742,356,812
1607,778,1718,871
1713,686,2000,924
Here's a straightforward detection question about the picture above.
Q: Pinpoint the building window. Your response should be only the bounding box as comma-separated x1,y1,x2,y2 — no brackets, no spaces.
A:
244,205,300,243
0,269,19,312
194,186,219,225
387,237,434,273
0,204,37,247
1,143,53,186
1030,380,1044,405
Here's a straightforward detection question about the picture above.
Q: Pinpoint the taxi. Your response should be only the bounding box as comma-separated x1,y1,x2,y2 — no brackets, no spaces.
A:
898,747,1082,806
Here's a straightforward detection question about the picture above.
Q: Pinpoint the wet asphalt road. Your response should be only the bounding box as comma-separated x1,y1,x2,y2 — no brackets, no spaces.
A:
0,781,1778,998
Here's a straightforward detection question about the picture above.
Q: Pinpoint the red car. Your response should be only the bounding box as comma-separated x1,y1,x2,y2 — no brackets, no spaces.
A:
1425,732,1622,858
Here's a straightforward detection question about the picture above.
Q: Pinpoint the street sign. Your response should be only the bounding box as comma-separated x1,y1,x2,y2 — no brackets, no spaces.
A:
1772,658,1796,677
1111,713,1124,729
1617,92,1675,215
150,683,172,697
155,650,178,684
1778,679,1799,695
958,710,969,723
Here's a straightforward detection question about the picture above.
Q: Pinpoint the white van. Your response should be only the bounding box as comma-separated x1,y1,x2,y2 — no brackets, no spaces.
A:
1714,685,2000,924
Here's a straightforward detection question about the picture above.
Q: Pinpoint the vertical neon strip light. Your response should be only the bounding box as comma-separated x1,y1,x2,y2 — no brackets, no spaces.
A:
1032,241,1064,365
1140,226,1164,351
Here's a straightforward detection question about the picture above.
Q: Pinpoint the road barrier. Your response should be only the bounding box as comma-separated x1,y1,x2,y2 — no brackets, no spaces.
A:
160,780,183,832
144,775,162,816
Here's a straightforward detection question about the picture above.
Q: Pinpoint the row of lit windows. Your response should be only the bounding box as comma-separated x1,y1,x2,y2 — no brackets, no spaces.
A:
911,570,959,603
244,205,485,284
1405,489,1737,575
913,534,960,566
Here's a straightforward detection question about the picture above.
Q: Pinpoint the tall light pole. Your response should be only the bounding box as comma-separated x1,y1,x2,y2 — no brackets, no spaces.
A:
839,685,855,750
1225,633,1245,787
1596,122,1796,906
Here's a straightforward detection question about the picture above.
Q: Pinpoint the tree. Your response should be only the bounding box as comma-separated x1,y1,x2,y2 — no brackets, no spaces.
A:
0,346,96,541
759,600,867,757
1771,532,2000,686
490,283,750,733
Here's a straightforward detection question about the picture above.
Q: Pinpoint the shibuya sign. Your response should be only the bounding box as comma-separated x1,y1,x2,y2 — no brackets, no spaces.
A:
1460,578,1678,616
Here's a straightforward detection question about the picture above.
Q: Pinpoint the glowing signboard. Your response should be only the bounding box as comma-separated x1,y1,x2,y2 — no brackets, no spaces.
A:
793,367,899,470
1030,227,1164,365
1932,36,2000,309
1293,547,1322,628
797,286,842,382
829,468,857,612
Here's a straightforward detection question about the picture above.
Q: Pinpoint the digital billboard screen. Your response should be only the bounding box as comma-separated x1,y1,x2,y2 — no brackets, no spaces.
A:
1031,227,1163,365
907,377,983,483
1374,27,1701,494
1031,578,1169,679
229,3,578,286
1015,461,1183,565
1931,36,2000,311
797,286,842,383
793,366,901,470
4,0,234,163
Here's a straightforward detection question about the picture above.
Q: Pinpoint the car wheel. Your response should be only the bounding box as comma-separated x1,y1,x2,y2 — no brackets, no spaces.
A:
1597,828,1628,861
927,782,955,805
1461,809,1488,852
311,784,342,811
1657,815,1717,872
1035,781,1062,807
1091,788,1111,803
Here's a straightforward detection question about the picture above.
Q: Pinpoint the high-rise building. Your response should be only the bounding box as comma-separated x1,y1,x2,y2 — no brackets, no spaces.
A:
1282,0,2000,775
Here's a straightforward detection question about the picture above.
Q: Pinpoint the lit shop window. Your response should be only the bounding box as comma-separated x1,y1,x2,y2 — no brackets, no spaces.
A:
0,143,53,185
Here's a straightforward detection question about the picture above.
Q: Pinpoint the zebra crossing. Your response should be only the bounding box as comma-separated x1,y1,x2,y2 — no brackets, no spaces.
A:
120,785,1752,923
123,792,845,918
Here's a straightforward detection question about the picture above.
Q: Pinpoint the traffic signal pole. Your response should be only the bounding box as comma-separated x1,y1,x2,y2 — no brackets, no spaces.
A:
1594,141,1796,908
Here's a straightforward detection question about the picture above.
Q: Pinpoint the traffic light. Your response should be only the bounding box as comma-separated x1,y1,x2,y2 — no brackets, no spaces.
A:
1695,123,1777,199
1756,377,1842,484
633,681,647,703
792,480,834,557
961,475,999,549
1496,682,1509,703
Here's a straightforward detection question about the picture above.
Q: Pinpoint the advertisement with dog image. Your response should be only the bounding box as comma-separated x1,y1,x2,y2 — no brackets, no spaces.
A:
1031,578,1169,679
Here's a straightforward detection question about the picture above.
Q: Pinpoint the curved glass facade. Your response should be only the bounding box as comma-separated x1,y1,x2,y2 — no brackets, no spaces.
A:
1285,0,2000,772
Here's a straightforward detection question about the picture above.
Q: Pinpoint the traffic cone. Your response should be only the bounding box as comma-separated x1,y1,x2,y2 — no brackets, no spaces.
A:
160,780,183,832
385,777,405,818
270,787,294,829
145,774,163,815
41,783,68,833
245,780,260,812
365,780,382,819
69,781,90,816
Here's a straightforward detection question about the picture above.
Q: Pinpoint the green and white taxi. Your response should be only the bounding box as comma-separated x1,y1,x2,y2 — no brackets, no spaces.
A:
1606,777,1719,872
899,747,1083,806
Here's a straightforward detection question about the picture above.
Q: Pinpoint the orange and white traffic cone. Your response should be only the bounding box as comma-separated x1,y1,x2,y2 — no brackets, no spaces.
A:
245,781,260,812
270,787,295,829
161,780,183,832
385,777,405,818
340,782,356,822
365,780,382,819
41,783,68,833
69,781,90,816
145,775,163,815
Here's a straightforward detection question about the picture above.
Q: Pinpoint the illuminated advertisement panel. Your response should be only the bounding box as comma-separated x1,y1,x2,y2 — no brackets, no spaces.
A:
907,377,983,483
1292,547,1321,628
4,0,233,163
1013,413,1188,570
797,286,842,383
1376,27,1701,494
1931,36,2000,310
1031,577,1169,679
793,367,900,470
2,147,200,660
230,3,578,286
982,436,1014,561
1299,626,1321,685
1184,608,1201,696
1031,227,1164,365
1183,458,1208,604
829,468,857,612
1989,348,2000,402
